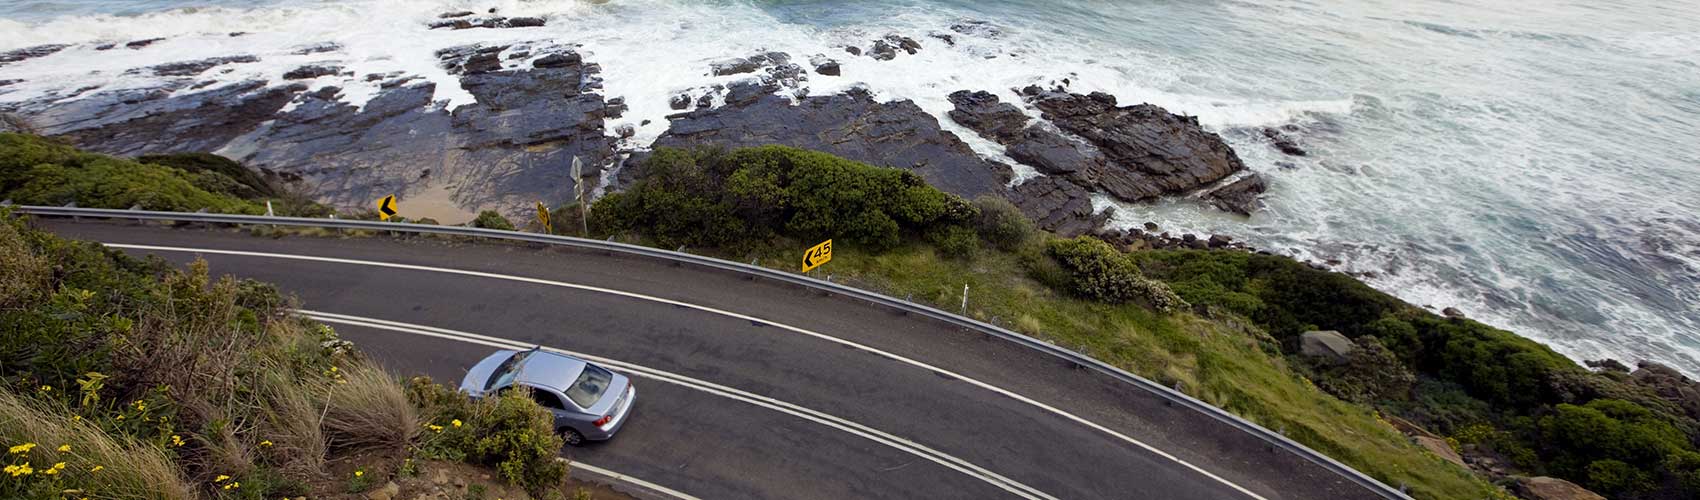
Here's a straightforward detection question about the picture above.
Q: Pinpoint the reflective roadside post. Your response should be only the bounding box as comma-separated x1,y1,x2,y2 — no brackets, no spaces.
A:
572,156,589,237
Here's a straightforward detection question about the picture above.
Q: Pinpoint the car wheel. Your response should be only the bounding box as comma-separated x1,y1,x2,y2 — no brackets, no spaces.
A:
560,427,585,446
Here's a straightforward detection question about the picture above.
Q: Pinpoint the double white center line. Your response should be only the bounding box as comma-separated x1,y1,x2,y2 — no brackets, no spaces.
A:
302,310,1060,500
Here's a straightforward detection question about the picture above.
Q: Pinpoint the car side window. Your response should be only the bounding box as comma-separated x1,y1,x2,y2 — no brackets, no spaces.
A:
530,387,566,411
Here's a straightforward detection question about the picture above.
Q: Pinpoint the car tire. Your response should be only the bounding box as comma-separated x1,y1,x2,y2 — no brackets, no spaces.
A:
560,427,585,446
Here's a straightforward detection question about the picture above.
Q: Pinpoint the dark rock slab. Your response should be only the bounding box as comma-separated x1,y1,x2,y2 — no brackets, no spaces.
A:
139,55,260,77
1005,129,1103,176
0,44,69,67
24,80,302,156
945,90,1027,143
292,42,343,55
655,87,1008,199
1032,90,1247,200
1007,175,1109,237
429,16,546,30
950,20,1003,38
709,51,789,76
438,10,475,18
283,64,343,80
125,38,165,49
1202,173,1267,216
1262,127,1307,156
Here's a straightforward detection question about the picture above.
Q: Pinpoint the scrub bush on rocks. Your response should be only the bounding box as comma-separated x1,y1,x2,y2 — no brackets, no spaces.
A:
407,378,566,495
971,195,1035,251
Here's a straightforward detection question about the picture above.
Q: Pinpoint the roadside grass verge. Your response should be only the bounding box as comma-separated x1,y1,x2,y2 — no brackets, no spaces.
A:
719,240,1498,499
0,389,193,500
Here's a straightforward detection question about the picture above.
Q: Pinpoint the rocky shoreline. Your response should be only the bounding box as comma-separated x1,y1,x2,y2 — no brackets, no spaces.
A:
0,13,1309,233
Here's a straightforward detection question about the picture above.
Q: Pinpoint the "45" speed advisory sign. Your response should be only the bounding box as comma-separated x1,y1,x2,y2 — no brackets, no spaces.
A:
802,239,832,273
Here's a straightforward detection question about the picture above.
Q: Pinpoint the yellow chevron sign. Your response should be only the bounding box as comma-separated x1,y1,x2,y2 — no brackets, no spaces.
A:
802,239,832,273
376,194,398,221
536,201,551,232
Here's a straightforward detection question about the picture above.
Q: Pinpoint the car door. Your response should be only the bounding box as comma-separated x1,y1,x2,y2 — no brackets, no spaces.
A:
525,384,575,429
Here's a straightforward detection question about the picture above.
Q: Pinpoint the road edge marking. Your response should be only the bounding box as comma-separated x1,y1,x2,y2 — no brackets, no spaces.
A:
111,242,1265,500
564,460,702,500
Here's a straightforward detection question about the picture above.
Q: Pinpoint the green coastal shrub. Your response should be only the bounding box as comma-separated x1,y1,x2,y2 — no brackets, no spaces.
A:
970,195,1035,251
409,379,566,495
593,145,976,251
1046,237,1186,311
0,133,260,212
471,210,516,231
138,152,278,198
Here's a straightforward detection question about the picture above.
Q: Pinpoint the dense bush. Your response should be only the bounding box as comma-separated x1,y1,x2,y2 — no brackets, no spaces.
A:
407,378,567,495
593,146,976,250
138,152,278,199
1129,248,1700,498
1310,336,1415,404
0,133,260,212
1046,237,1186,311
471,210,516,231
970,195,1034,251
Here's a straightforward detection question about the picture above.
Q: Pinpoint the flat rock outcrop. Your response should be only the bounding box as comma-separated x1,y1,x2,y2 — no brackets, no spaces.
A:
1514,477,1606,500
655,87,1007,199
1204,173,1268,216
0,44,69,67
1006,175,1108,236
4,43,615,220
1030,90,1247,200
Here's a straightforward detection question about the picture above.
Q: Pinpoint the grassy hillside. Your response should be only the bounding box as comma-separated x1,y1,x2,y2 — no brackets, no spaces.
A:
0,209,577,499
594,145,1700,500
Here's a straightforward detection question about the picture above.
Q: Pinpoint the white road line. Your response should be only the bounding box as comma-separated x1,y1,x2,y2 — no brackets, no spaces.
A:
304,312,1055,500
106,243,1265,500
566,461,702,500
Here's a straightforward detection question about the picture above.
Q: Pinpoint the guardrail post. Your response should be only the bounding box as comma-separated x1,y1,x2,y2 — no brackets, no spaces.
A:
960,284,969,316
128,204,143,225
64,202,79,222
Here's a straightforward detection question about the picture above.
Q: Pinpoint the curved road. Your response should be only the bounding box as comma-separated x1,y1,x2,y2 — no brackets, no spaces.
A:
41,220,1381,500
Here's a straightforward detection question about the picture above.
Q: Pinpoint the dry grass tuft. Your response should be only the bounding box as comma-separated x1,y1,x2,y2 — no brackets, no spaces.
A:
321,359,419,455
0,388,192,499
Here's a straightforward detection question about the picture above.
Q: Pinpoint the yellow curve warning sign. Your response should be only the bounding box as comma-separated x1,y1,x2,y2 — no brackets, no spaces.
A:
376,194,398,221
802,239,832,273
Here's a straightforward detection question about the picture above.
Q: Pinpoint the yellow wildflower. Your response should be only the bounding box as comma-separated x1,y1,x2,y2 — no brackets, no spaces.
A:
5,463,32,476
451,419,462,428
215,474,231,482
71,415,81,421
170,435,184,447
39,385,51,392
259,440,273,447
354,470,364,477
57,444,71,452
9,443,36,454
42,462,63,475
115,415,124,421
89,465,103,473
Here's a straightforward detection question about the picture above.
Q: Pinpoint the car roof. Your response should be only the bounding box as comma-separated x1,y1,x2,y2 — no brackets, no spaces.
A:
514,350,588,394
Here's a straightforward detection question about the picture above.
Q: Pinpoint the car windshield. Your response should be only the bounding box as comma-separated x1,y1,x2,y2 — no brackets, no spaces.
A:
485,350,532,391
564,364,613,408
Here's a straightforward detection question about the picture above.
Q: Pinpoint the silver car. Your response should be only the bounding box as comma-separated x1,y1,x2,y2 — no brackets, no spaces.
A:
460,347,636,445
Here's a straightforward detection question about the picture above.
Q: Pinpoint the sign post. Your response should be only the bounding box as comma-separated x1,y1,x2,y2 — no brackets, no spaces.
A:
572,156,589,236
535,201,552,234
376,194,398,221
802,239,833,273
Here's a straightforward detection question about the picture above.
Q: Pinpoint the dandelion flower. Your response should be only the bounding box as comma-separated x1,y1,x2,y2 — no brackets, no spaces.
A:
216,475,230,482
9,443,36,454
57,444,71,452
451,419,462,428
5,463,32,476
354,470,364,477
170,435,184,447
39,385,51,392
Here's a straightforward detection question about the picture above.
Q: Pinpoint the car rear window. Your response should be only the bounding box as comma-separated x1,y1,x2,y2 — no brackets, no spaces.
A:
565,364,613,408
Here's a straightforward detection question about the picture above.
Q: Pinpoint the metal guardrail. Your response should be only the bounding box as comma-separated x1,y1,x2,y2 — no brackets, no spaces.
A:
8,204,1411,499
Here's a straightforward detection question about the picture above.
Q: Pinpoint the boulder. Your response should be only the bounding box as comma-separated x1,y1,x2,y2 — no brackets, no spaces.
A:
1299,330,1355,364
1261,127,1307,156
1413,436,1465,468
868,40,898,61
945,90,1028,143
1030,91,1247,200
1631,361,1700,420
809,54,840,76
125,38,165,49
1203,173,1267,216
292,42,342,55
1585,359,1630,373
950,20,1003,38
1514,476,1606,500
1207,234,1232,248
669,93,691,110
886,34,922,54
1442,307,1466,320
366,481,401,500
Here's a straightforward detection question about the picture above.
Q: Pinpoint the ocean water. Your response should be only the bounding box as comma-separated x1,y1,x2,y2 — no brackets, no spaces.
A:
2,0,1697,373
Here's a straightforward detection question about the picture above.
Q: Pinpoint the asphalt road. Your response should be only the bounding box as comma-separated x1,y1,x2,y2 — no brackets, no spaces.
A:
40,220,1383,500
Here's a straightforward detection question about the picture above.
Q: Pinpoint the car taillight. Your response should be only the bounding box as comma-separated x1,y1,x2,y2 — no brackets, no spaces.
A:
593,415,612,427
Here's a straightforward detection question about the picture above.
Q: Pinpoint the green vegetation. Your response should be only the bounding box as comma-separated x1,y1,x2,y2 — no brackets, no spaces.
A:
592,146,975,251
0,210,568,498
1131,249,1700,498
472,210,517,231
593,146,1501,499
